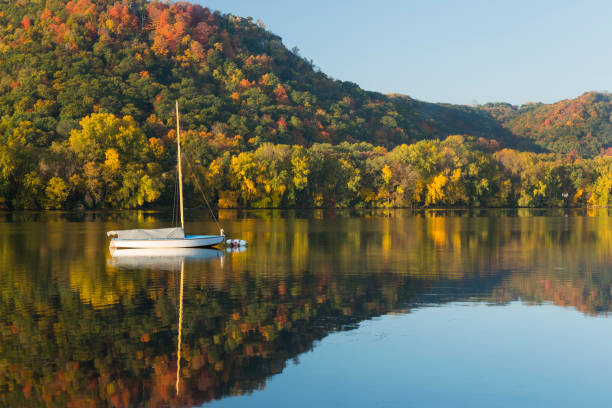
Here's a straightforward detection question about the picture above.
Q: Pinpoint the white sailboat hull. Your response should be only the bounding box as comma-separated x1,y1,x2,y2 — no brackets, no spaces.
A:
109,235,224,249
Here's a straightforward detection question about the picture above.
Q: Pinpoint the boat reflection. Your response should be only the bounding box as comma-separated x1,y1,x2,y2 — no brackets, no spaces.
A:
108,248,225,398
108,247,224,269
109,247,226,401
225,245,247,253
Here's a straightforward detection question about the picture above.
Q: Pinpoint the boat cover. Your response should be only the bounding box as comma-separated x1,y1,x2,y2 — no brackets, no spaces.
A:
107,227,185,240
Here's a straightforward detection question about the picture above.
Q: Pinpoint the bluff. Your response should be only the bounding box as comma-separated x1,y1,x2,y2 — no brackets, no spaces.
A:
0,0,519,150
0,0,610,210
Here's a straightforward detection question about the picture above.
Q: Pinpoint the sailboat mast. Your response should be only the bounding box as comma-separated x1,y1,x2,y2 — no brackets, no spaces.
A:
176,100,184,230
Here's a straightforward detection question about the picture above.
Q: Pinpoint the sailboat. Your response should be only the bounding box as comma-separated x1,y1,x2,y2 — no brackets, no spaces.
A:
107,101,225,249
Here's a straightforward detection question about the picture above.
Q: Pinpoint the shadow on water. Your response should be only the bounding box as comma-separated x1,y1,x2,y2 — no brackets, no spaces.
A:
0,209,610,406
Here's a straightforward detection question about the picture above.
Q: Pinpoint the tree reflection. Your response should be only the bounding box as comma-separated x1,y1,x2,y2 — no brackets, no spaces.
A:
0,209,609,406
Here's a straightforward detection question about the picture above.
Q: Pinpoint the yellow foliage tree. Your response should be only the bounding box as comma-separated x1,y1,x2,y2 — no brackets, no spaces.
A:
69,113,149,163
381,165,392,185
218,191,239,208
588,158,612,206
104,148,120,172
44,177,70,209
425,174,448,206
291,146,310,191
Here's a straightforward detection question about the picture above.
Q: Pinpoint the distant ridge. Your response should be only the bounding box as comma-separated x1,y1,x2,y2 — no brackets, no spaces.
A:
478,92,612,156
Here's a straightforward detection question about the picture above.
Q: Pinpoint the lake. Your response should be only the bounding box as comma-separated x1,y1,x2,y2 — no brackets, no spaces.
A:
0,209,610,407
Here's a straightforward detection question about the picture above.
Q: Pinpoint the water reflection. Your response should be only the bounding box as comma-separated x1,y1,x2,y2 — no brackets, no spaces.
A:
0,209,610,406
108,249,225,401
109,248,224,270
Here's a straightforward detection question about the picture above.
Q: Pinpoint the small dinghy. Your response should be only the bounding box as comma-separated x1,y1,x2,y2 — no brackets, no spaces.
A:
107,102,224,249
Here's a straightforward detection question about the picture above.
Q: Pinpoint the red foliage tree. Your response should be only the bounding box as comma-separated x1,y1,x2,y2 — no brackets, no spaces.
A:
65,0,97,17
108,2,138,32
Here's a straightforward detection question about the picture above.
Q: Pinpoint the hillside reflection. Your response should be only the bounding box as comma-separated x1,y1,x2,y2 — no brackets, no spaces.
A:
0,209,610,407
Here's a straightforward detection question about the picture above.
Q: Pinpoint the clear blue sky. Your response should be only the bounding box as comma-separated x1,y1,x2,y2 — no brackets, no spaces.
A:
196,0,612,106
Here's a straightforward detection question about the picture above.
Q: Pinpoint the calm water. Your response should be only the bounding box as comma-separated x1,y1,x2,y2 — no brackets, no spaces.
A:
0,209,610,407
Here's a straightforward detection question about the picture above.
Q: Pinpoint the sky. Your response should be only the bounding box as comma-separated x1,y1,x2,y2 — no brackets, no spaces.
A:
195,0,612,106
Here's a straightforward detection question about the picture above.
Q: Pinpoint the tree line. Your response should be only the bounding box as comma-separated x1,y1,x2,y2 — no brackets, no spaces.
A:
1,112,610,209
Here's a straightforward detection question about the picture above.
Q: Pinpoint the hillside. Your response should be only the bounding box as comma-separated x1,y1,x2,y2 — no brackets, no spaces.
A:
0,0,610,210
0,0,511,149
478,92,612,157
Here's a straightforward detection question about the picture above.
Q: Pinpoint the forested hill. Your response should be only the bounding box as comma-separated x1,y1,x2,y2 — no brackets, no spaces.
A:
0,0,610,210
0,0,515,149
478,92,612,157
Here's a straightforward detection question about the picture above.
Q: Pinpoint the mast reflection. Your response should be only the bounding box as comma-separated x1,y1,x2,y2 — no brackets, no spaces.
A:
109,248,224,399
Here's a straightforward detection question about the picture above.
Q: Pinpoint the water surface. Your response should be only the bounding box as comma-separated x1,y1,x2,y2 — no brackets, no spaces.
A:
0,209,610,407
